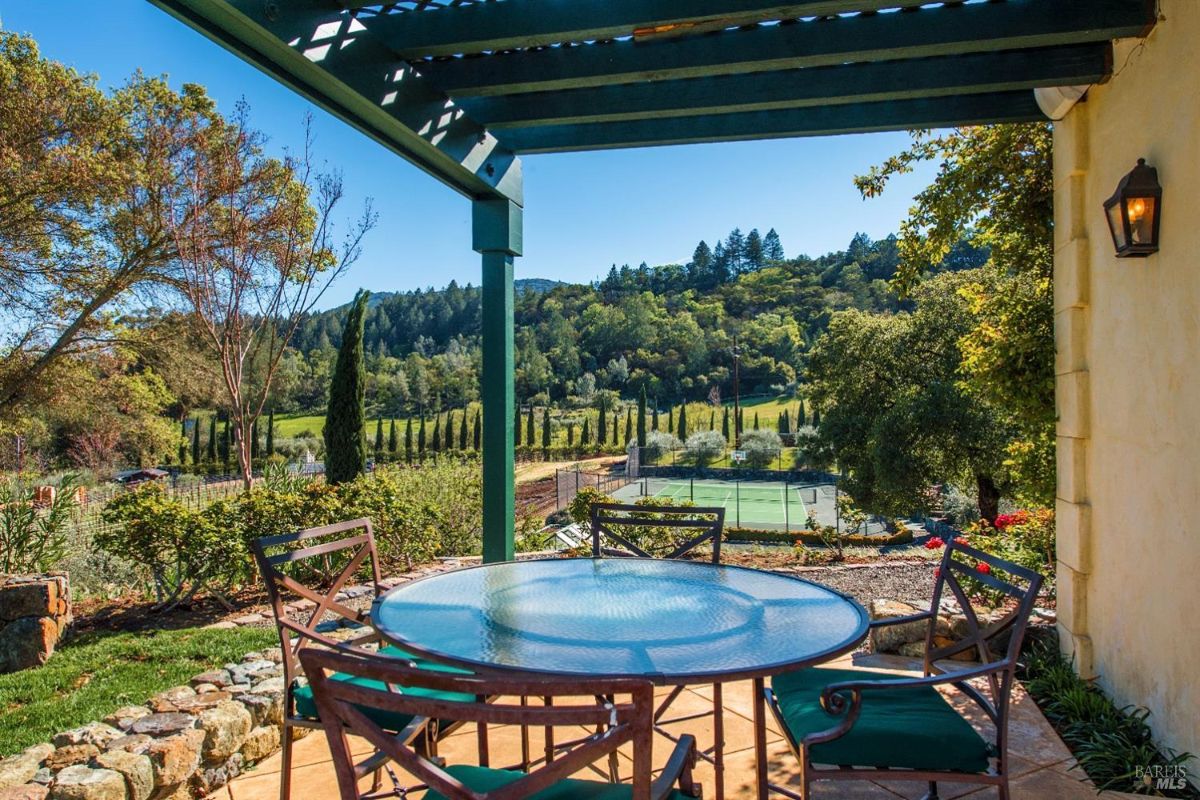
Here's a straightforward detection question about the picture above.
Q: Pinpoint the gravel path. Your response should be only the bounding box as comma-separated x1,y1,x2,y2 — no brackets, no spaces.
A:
786,560,937,608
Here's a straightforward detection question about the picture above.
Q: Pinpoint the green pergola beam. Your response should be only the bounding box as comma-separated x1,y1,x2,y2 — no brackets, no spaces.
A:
354,0,919,59
501,91,1046,154
412,0,1154,97
464,44,1110,130
147,0,522,203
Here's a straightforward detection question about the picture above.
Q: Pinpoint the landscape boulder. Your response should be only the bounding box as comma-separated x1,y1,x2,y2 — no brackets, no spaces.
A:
0,575,71,673
50,766,126,800
93,752,153,800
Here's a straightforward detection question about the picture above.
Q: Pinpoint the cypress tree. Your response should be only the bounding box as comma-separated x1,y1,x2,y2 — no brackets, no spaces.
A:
374,417,384,455
514,405,522,446
405,418,414,463
191,418,201,465
637,386,647,447
526,407,535,445
324,290,370,484
251,419,260,460
597,404,607,444
722,407,730,441
812,406,821,427
178,420,188,465
613,412,619,444
445,411,455,450
625,409,633,444
388,419,398,454
667,407,674,434
798,399,807,427
541,408,551,451
222,416,231,469
567,421,575,447
710,411,715,431
781,409,791,435
738,408,745,435
582,417,591,447
417,414,426,458
432,415,442,454
754,412,760,430
677,404,688,439
266,409,275,456
459,410,469,449
652,408,659,431
473,410,481,450
207,416,217,462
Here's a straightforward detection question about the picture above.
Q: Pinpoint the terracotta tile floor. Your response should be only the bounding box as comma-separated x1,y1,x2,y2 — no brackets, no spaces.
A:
222,653,1134,800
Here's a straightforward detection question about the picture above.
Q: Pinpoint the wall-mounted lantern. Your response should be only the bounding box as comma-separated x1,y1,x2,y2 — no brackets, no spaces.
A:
1104,158,1162,258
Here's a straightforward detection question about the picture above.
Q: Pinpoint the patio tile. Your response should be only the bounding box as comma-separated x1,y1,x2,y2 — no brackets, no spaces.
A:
718,742,904,799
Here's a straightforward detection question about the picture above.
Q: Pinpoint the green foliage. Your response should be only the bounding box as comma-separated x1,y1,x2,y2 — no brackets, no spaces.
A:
567,486,615,525
0,626,276,756
740,428,782,468
637,386,648,447
325,290,369,484
685,430,726,467
0,475,78,574
1021,641,1196,797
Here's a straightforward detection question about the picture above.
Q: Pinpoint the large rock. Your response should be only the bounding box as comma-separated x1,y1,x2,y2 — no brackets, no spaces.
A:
249,677,284,696
45,747,99,773
146,689,194,715
53,724,122,750
0,618,59,673
868,599,929,654
101,738,150,757
144,731,203,790
197,702,251,762
50,766,126,800
225,661,273,687
0,581,58,621
235,694,283,728
93,752,153,800
187,671,231,691
0,746,53,791
101,710,150,733
171,693,231,715
0,784,49,800
129,715,194,739
238,727,280,764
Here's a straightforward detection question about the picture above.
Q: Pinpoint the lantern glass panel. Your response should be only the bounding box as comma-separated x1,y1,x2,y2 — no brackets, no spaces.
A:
1127,195,1156,245
1106,201,1128,250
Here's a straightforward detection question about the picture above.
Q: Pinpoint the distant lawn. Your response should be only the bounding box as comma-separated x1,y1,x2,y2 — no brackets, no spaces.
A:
0,626,276,756
272,412,326,438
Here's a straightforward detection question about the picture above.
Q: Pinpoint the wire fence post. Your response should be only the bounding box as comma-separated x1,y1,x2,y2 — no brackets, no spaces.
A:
736,480,741,528
784,482,789,533
690,477,694,502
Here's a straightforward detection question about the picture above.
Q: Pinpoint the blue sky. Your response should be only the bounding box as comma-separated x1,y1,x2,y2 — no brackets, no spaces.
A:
2,1,939,309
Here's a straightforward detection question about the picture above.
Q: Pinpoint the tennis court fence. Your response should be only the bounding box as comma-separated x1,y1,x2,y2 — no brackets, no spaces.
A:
555,468,633,511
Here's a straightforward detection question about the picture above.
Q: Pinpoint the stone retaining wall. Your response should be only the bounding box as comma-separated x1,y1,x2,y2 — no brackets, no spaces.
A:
868,598,1057,659
0,575,72,673
0,648,294,800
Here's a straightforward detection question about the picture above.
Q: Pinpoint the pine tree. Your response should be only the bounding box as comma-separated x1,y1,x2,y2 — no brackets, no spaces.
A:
458,410,468,449
581,417,591,447
388,419,398,454
405,418,414,463
178,420,188,465
191,418,201,465
798,398,807,427
763,228,785,262
374,417,384,455
417,414,427,458
745,228,764,271
625,409,633,444
526,407,535,445
541,408,551,451
324,290,370,484
722,407,730,442
207,416,217,462
266,409,275,456
472,410,481,450
726,228,746,275
514,405,522,446
677,404,688,439
636,386,647,447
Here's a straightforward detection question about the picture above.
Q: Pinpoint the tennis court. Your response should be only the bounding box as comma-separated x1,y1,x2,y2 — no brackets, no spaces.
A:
630,477,816,530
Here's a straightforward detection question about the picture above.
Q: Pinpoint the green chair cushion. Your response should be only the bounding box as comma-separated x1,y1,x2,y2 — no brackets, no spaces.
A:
424,764,694,800
293,645,475,731
771,667,992,774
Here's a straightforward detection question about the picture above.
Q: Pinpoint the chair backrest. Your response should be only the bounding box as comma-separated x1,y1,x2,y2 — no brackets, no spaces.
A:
249,519,383,696
299,647,659,800
589,502,725,564
924,538,1044,736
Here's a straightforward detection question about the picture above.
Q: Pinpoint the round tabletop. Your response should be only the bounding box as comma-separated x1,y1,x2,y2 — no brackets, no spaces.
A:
371,558,869,684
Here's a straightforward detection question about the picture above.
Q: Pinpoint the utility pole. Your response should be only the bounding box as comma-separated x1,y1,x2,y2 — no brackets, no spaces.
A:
732,335,742,447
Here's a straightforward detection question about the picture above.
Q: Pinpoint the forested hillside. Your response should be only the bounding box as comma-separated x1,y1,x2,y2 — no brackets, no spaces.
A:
278,228,986,416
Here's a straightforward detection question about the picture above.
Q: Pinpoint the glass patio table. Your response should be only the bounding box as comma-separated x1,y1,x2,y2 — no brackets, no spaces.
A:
371,557,869,800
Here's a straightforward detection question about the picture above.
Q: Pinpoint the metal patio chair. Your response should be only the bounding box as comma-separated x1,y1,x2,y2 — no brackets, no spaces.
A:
250,520,482,800
589,502,729,797
300,646,702,800
762,539,1044,800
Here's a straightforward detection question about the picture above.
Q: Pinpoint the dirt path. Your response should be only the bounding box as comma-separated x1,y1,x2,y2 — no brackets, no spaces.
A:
514,455,625,485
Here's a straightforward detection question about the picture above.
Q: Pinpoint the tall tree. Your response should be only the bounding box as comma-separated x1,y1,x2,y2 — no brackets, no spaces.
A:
388,418,397,454
191,418,201,465
324,290,369,484
251,419,260,460
221,417,231,470
265,409,275,456
625,409,633,445
763,228,785,262
597,400,608,444
405,417,414,463
652,407,659,431
581,417,591,447
458,410,468,449
472,410,481,451
177,420,189,465
541,408,551,452
374,417,384,455
431,415,442,454
207,416,217,462
637,386,647,447
745,229,764,271
526,407,535,446
722,407,731,442
677,404,688,439
417,414,426,459
798,399,807,427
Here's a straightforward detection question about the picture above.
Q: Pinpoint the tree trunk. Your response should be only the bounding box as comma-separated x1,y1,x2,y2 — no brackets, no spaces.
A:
976,473,1001,524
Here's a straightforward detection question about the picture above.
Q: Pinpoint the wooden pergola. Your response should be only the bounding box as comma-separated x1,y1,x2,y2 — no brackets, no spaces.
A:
148,0,1155,563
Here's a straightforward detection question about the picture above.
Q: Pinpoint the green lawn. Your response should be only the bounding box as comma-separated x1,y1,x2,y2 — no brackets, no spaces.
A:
0,626,276,756
271,412,326,438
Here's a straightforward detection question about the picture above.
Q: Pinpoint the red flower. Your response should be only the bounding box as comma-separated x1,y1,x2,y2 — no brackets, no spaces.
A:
924,536,945,550
976,562,991,575
933,567,941,579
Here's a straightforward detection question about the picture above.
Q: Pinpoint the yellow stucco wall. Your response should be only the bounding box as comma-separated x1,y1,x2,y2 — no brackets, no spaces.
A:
1054,0,1200,761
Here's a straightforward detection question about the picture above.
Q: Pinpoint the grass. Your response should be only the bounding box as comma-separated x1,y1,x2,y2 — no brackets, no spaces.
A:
0,626,276,756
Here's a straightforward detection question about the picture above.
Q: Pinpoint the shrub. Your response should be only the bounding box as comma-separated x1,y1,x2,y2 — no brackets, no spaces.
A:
685,430,726,467
792,425,832,470
740,429,782,468
567,486,615,525
643,430,682,462
0,475,78,574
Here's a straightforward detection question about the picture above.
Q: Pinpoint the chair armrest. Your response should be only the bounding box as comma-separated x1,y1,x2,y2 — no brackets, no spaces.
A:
819,659,1014,704
652,734,700,800
867,610,933,629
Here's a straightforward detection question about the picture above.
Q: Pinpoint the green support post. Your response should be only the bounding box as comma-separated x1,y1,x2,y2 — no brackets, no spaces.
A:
474,198,523,563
